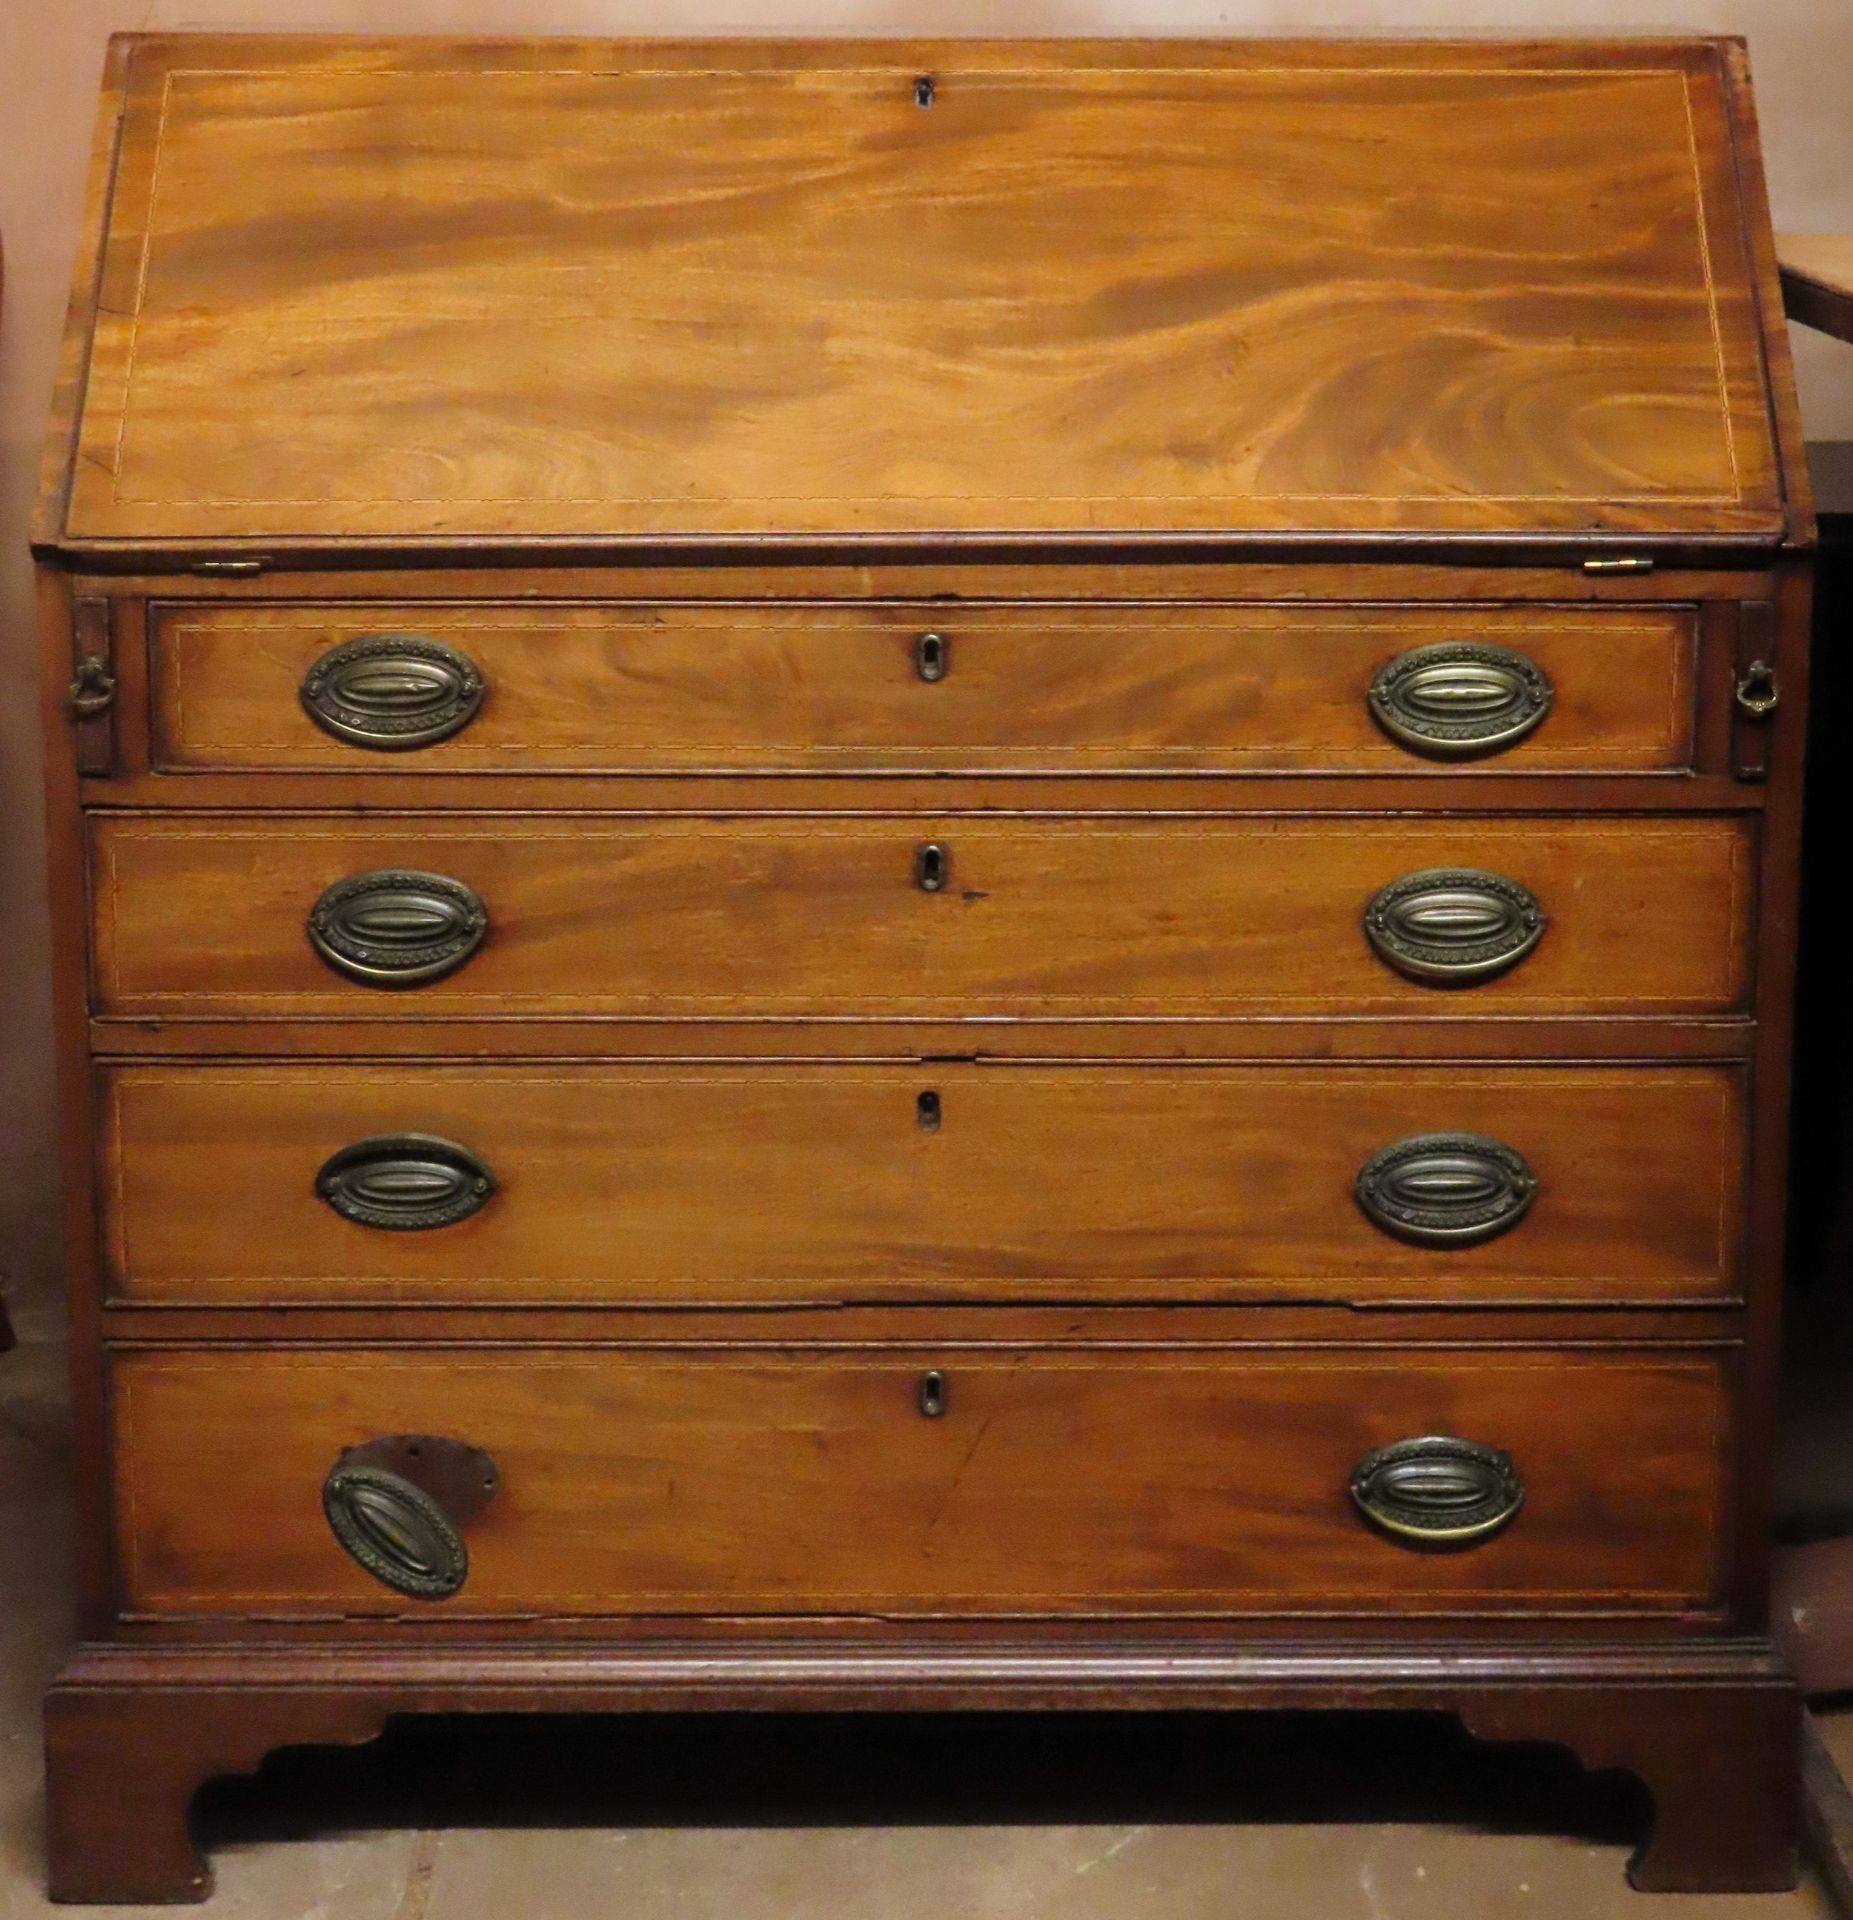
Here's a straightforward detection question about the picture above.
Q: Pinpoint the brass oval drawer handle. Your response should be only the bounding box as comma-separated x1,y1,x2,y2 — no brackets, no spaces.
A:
317,1133,495,1231
1367,642,1552,758
301,633,486,749
1355,1133,1538,1248
1363,868,1544,984
323,1434,498,1599
308,868,489,987
1349,1435,1524,1549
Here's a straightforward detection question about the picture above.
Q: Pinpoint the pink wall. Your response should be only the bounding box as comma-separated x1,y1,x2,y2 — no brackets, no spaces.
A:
3,1,1851,1305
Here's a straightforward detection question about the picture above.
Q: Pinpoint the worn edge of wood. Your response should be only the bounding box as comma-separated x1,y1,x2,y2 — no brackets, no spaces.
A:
1721,40,1817,552
47,1634,1796,1701
38,570,115,1635
1728,562,1814,1623
33,36,131,554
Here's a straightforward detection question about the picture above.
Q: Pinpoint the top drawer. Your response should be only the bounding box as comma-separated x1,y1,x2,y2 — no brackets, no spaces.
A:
149,601,1697,776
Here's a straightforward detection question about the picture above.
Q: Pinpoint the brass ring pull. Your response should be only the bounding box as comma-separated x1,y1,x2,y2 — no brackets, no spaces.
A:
68,655,117,718
1350,1435,1524,1549
1734,659,1780,718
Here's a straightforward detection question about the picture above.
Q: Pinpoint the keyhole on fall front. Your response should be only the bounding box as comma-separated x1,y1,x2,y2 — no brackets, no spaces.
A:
916,1090,942,1132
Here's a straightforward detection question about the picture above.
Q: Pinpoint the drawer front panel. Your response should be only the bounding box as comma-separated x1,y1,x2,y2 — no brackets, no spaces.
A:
150,602,1697,775
102,1063,1745,1307
111,1345,1728,1620
90,815,1754,1020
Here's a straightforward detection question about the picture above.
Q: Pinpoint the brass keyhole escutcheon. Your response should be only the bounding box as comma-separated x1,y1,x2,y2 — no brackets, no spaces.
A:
915,843,947,892
915,631,949,682
916,1090,942,1132
918,1370,948,1418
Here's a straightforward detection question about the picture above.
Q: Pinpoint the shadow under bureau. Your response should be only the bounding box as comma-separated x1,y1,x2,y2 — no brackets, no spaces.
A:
33,33,1814,1901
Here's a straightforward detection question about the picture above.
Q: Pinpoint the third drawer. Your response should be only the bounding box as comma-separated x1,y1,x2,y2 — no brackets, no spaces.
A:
101,1061,1746,1307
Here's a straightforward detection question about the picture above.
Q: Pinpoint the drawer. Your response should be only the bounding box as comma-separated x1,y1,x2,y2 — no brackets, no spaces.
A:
110,1344,1729,1620
101,1063,1745,1307
89,814,1754,1020
149,601,1697,775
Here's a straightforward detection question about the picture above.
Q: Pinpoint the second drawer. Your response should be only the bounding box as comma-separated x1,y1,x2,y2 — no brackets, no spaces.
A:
102,1062,1745,1307
89,813,1755,1020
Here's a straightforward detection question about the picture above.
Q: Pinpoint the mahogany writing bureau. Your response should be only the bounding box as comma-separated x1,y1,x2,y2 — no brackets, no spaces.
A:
33,35,1813,1899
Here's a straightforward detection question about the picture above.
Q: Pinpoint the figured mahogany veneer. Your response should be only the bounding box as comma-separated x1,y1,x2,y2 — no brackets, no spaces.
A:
88,812,1756,1022
34,32,1814,1902
109,1343,1730,1621
100,1061,1746,1308
150,601,1700,775
46,39,1784,550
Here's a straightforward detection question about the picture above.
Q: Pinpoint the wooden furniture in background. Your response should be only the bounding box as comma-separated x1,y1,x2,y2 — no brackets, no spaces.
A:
1781,235,1853,344
34,36,1814,1901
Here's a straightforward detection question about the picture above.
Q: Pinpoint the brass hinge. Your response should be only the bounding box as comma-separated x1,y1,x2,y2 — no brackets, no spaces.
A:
1581,555,1655,575
189,557,267,577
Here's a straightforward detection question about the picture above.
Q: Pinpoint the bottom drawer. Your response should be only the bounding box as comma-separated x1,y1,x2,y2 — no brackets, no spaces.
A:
111,1344,1730,1622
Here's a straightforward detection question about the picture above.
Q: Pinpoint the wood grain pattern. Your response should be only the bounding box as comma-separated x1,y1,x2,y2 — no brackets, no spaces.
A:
48,36,1783,550
109,1343,1729,1619
151,600,1698,775
88,812,1757,1021
99,1061,1745,1308
39,1640,1803,1903
30,34,1817,1899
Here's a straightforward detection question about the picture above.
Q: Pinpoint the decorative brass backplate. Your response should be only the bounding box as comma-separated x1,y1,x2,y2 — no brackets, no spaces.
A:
307,869,488,987
1363,869,1545,984
301,633,486,749
1367,642,1553,757
1355,1133,1538,1248
316,1133,495,1231
323,1434,498,1599
1349,1435,1524,1549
